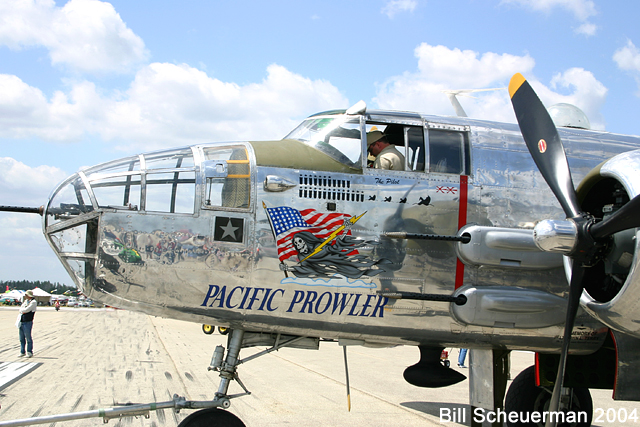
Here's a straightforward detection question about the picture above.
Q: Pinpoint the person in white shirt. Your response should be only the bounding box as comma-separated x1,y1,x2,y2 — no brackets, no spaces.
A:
18,290,37,357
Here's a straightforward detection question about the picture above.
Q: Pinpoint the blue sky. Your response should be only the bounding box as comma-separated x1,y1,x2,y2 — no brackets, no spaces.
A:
1,0,640,285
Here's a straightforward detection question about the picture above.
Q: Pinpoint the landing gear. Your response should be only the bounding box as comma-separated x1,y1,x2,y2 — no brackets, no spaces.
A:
179,329,249,427
179,329,319,427
178,408,245,427
505,366,593,427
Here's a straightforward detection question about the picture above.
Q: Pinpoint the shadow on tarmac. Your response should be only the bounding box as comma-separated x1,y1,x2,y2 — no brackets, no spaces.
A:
401,402,470,425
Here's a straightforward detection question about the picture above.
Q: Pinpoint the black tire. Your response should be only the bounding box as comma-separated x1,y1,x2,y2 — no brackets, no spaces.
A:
218,327,230,335
202,324,215,335
178,408,246,427
444,360,450,368
505,365,593,427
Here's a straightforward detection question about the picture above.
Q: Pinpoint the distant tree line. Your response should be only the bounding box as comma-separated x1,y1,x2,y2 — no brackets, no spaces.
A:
1,280,77,295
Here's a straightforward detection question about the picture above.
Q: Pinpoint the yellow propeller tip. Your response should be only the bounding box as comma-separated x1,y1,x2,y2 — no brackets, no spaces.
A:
508,73,526,99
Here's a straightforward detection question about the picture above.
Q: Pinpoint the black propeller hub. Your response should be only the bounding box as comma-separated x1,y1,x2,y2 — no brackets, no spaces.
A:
569,214,609,266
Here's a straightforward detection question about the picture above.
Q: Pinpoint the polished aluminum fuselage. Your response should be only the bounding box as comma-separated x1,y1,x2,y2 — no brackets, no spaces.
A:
43,111,640,354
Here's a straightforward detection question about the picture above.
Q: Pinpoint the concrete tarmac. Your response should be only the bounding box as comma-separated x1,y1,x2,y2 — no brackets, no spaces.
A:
0,307,638,427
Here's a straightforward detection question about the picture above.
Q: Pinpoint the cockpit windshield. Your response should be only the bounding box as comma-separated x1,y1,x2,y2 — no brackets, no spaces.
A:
284,116,362,168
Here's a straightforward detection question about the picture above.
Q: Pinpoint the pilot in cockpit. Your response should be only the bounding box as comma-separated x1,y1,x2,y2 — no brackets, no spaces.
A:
367,130,405,170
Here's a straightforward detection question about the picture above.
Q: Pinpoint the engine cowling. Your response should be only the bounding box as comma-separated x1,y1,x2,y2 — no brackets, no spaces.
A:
575,149,640,336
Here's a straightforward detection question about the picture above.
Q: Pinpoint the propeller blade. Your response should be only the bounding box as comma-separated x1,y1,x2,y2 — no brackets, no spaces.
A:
545,264,586,427
590,193,640,240
509,73,581,219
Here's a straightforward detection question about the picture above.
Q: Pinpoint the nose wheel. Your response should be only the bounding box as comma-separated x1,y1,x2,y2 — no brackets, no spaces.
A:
178,408,246,427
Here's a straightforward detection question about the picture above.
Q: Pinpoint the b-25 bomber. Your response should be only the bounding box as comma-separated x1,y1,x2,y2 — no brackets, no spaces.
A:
2,73,640,427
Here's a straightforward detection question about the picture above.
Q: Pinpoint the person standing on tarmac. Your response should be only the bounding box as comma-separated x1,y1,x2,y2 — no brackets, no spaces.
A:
18,290,37,357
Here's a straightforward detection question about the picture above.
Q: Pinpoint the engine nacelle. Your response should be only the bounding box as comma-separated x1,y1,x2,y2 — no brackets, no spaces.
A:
575,149,640,337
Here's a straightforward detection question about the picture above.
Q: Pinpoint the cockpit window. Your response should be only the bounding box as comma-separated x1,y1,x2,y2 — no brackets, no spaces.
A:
284,116,362,168
202,146,251,210
428,129,469,175
364,122,425,172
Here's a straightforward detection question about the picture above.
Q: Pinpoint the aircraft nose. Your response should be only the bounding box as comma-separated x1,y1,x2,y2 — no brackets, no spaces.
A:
42,146,198,293
43,172,98,293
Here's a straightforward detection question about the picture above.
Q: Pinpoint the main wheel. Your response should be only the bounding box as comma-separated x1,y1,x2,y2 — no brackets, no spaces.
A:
178,408,246,427
505,365,593,427
202,324,215,335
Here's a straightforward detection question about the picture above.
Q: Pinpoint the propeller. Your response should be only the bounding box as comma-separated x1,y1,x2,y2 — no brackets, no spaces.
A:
509,73,640,426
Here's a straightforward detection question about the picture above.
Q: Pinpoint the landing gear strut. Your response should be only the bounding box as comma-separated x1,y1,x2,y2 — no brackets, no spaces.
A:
179,329,249,427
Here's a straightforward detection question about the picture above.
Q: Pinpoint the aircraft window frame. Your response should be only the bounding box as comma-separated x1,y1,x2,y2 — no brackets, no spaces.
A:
144,171,196,214
201,145,253,212
364,121,425,172
144,148,195,170
140,149,197,213
82,156,141,178
46,175,94,226
426,124,471,175
80,149,198,215
90,174,143,210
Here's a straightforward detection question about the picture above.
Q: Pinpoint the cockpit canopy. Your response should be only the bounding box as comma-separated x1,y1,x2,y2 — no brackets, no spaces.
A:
284,111,470,175
284,115,362,168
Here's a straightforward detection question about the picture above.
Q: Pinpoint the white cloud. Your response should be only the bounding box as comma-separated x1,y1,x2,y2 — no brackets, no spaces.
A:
374,43,535,122
501,0,598,36
0,0,148,73
614,40,640,72
374,43,607,129
575,22,597,36
0,74,93,141
613,40,640,96
381,0,418,18
106,63,348,150
0,64,349,151
0,157,67,206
